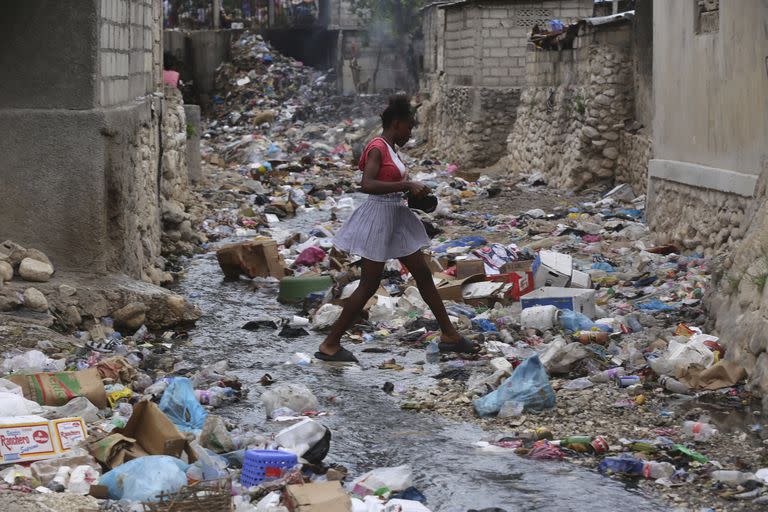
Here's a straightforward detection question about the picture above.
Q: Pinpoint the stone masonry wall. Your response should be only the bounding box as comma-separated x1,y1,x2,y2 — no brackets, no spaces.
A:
429,81,521,168
505,26,633,188
616,130,651,195
705,172,768,409
647,179,751,257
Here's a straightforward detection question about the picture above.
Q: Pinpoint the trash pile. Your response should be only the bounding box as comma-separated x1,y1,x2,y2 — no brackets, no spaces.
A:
0,319,440,511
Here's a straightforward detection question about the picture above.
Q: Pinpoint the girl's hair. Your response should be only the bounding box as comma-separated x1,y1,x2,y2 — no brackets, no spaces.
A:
381,95,413,128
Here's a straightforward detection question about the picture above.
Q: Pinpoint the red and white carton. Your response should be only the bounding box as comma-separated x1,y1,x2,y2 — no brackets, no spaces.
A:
52,417,88,451
0,416,87,465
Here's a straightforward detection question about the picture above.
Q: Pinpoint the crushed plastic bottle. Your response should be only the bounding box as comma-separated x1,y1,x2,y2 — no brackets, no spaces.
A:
589,367,626,383
659,375,691,394
711,470,756,485
426,341,440,364
682,421,718,441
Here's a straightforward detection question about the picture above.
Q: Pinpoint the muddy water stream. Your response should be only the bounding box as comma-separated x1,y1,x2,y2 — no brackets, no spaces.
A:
172,201,665,511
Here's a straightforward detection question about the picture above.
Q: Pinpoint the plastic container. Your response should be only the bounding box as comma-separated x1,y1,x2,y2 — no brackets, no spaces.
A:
711,470,756,485
589,367,625,383
278,275,333,303
240,450,298,487
520,305,559,331
682,421,718,441
659,375,691,394
426,341,440,363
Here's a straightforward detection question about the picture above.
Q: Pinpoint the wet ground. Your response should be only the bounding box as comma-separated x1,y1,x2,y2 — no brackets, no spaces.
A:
172,199,667,512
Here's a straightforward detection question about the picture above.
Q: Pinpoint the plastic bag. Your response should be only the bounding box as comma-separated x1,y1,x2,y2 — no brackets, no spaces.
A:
352,465,413,496
558,310,611,332
0,390,44,416
159,377,208,432
1,350,65,373
200,415,235,453
649,336,715,376
539,336,589,375
311,304,343,330
473,355,555,416
261,383,319,419
294,246,325,267
41,396,100,423
99,455,188,502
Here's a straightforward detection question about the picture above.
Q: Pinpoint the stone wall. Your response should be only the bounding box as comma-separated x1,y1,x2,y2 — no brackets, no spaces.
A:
647,178,751,257
706,173,768,409
506,25,634,188
616,130,651,195
428,81,521,168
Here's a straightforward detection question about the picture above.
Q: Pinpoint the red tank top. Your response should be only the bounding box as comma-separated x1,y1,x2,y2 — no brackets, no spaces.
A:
358,137,406,182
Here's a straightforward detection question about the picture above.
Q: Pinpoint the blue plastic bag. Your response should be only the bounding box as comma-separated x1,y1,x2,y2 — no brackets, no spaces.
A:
636,299,677,312
472,318,497,332
558,309,612,332
99,455,188,501
473,355,555,417
159,377,207,432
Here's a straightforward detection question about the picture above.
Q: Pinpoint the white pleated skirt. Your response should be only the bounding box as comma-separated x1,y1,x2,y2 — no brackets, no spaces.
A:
333,193,430,262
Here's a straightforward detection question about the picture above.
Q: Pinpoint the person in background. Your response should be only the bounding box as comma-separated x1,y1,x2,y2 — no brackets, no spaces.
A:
315,95,479,362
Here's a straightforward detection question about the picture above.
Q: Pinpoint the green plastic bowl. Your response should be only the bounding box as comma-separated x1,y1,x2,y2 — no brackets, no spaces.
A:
278,275,333,303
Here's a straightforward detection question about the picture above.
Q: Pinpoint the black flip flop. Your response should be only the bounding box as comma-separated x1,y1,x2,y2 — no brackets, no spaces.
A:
438,337,480,354
314,347,359,363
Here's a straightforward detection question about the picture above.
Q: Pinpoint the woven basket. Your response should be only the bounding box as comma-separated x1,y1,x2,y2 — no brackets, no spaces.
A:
142,478,232,512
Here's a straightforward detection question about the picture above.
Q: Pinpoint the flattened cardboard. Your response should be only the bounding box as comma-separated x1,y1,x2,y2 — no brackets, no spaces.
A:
435,274,486,302
110,401,190,466
8,368,108,409
284,481,352,512
456,259,486,280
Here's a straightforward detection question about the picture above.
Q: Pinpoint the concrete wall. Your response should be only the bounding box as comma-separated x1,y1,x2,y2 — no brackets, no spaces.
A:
651,0,768,181
442,0,593,87
163,29,238,99
0,0,192,283
648,0,768,252
0,0,99,109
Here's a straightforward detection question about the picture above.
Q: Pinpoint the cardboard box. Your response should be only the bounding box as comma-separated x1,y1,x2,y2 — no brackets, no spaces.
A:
570,270,592,289
284,482,352,512
488,270,534,301
521,287,597,318
532,251,572,288
89,401,191,468
0,416,87,465
216,239,285,279
435,274,486,302
8,368,108,409
456,259,486,280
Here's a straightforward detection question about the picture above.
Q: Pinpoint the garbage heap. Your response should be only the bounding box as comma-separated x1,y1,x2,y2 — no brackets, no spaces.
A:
0,324,432,511
210,155,767,509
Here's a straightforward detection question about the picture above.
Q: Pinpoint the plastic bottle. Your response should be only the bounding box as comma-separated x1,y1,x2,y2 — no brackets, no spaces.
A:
589,367,626,383
426,341,440,363
574,331,609,345
711,470,756,485
48,465,71,492
555,435,609,454
659,375,691,395
682,421,718,441
644,461,675,479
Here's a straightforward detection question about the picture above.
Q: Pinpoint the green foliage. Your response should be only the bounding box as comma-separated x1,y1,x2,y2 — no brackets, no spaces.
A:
723,273,742,295
186,123,197,139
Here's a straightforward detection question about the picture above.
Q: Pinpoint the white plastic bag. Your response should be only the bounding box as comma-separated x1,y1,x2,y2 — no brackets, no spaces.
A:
0,391,44,416
649,335,715,376
538,336,588,374
352,465,413,495
312,304,343,330
261,384,319,419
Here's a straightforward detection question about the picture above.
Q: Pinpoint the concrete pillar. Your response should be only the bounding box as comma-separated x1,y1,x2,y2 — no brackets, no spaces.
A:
268,0,275,27
183,105,202,183
612,0,619,14
213,0,221,28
